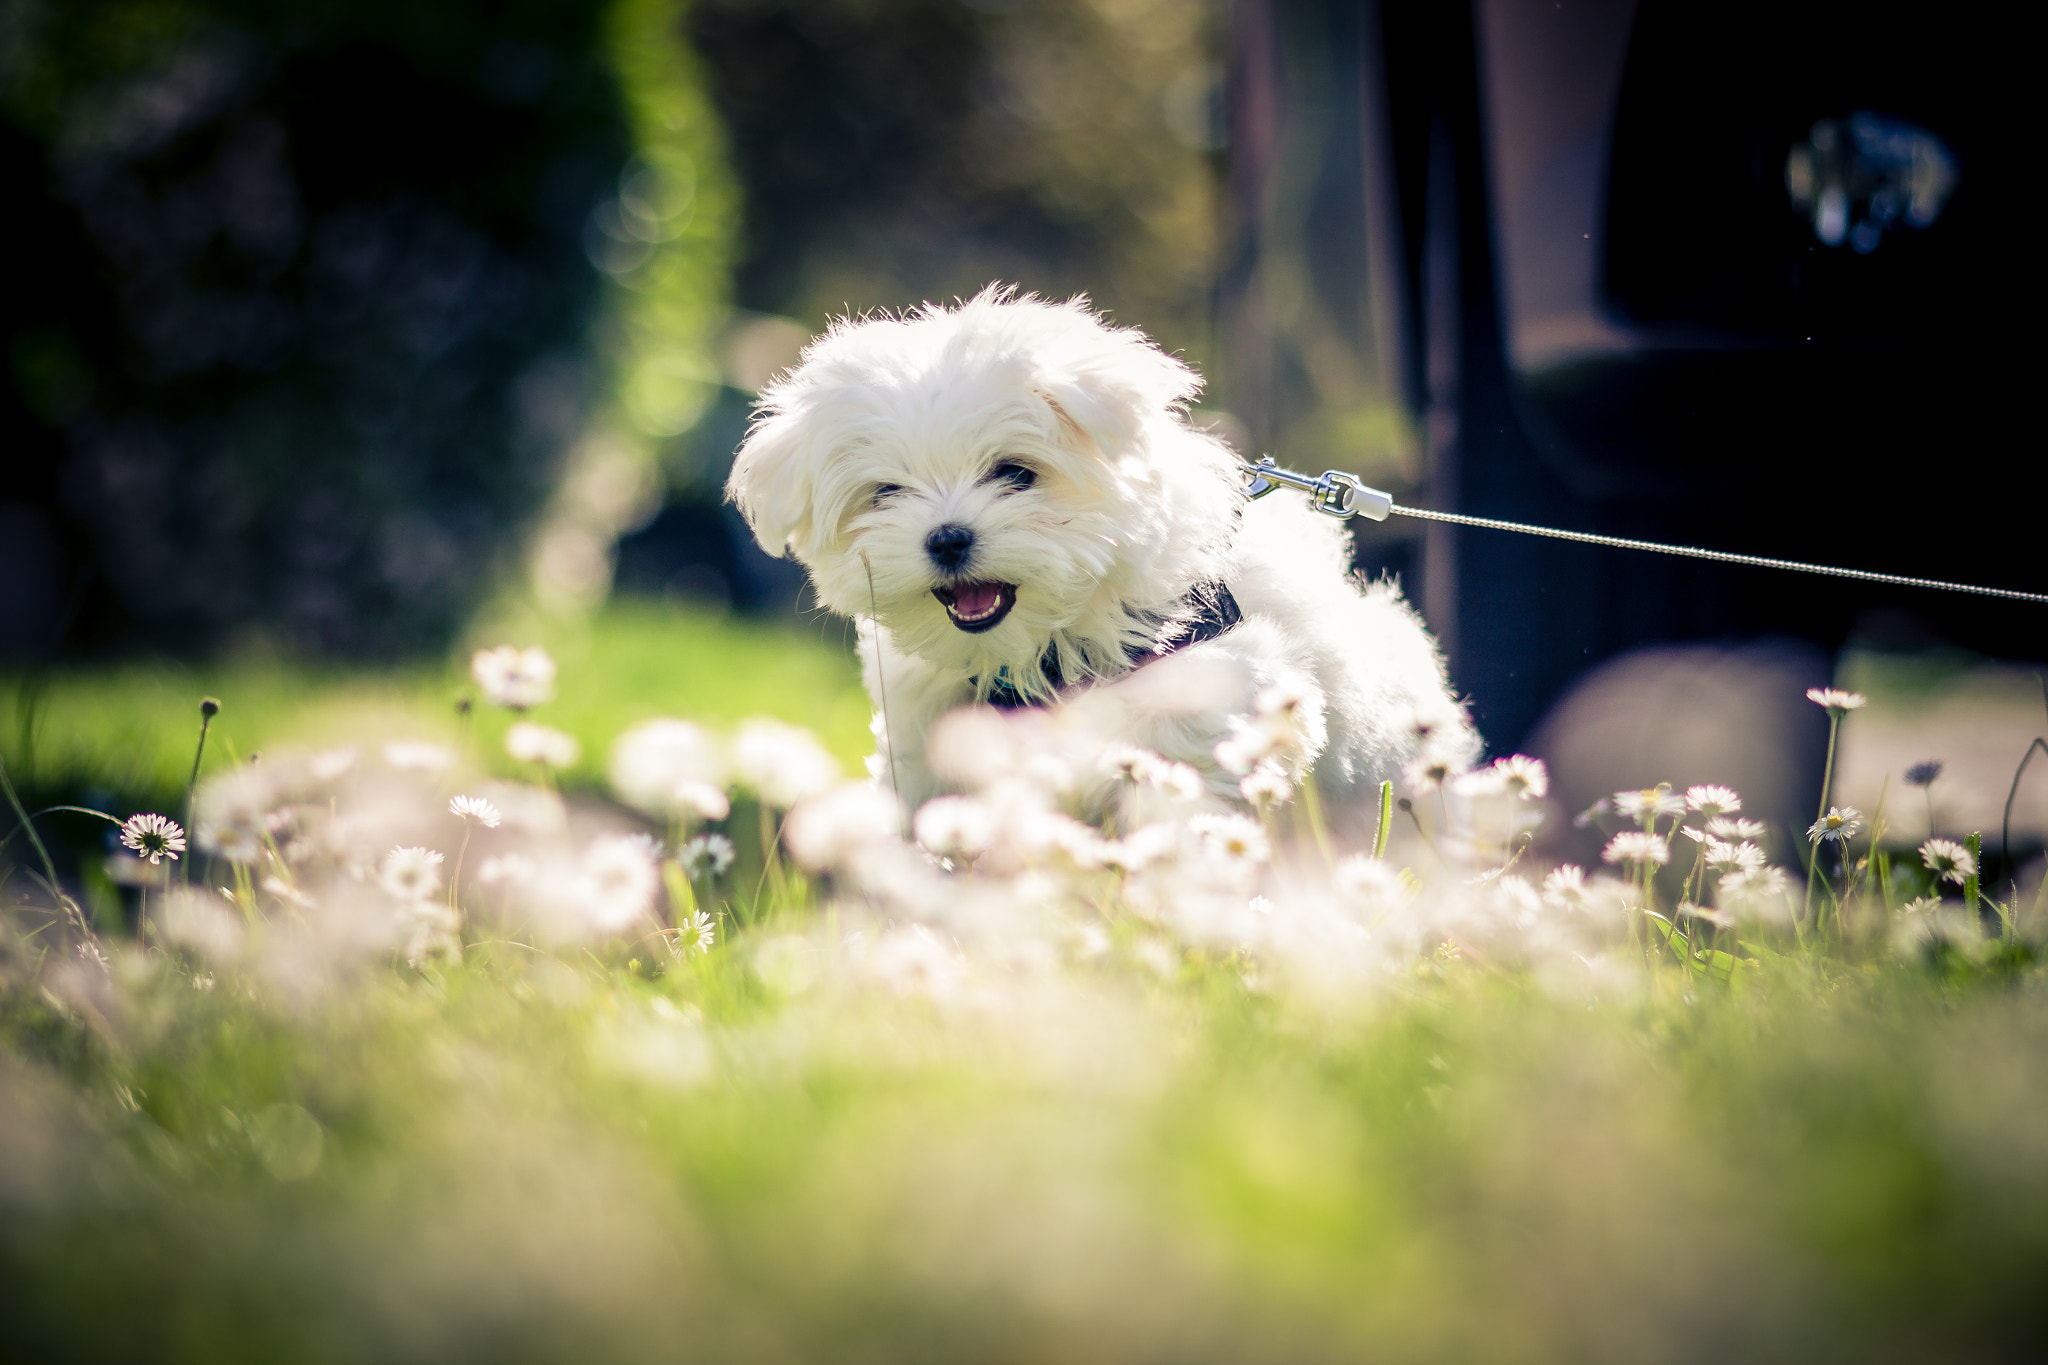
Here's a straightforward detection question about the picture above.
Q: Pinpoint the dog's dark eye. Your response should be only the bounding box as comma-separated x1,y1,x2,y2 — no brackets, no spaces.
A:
988,461,1037,491
872,483,903,506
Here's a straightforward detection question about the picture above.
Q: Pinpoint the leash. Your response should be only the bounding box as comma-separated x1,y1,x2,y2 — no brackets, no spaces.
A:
1240,457,2048,606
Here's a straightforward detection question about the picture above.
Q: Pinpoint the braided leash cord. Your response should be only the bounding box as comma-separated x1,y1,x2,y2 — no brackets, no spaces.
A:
1237,458,2048,606
1385,504,2048,605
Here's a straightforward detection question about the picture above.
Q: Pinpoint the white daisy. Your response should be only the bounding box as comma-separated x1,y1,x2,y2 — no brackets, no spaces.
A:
398,901,462,966
120,813,186,865
1806,806,1863,844
783,783,903,873
678,833,736,881
914,795,996,862
678,909,716,954
611,719,729,819
1684,785,1742,816
731,719,840,808
384,741,457,774
505,722,581,769
1542,863,1590,909
1334,853,1404,904
1703,838,1767,872
1492,754,1549,801
1613,787,1685,825
1100,822,1179,873
1212,728,1265,779
1238,766,1292,807
1918,837,1975,886
1678,901,1734,930
1601,831,1670,867
378,846,445,902
471,644,557,710
1102,744,1154,784
577,833,661,934
1805,687,1866,714
448,794,502,828
1143,758,1207,803
1452,766,1509,800
1402,754,1459,796
192,765,278,863
1187,813,1271,865
308,746,359,781
1212,685,1311,777
1718,866,1795,924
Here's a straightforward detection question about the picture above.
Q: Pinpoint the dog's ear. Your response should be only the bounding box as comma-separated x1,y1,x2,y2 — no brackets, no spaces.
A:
725,408,816,560
1029,309,1201,457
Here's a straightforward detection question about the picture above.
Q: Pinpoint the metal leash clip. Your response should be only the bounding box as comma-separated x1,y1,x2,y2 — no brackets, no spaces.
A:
1239,457,1393,521
1236,457,2048,605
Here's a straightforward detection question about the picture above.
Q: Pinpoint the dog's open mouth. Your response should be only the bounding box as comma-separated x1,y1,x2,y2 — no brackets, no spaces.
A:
932,580,1016,633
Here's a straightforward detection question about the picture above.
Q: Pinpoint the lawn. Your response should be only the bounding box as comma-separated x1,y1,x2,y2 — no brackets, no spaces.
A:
3,597,874,813
3,602,2045,1363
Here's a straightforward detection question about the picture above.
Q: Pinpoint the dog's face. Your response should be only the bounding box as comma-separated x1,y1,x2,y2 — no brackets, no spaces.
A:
727,291,1241,695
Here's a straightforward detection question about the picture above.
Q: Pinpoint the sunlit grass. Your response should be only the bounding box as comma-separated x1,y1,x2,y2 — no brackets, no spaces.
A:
4,606,2046,1362
2,938,2042,1363
3,597,872,808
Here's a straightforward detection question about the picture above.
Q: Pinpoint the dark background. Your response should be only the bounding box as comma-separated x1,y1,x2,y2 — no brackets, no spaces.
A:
1,0,628,659
1222,0,2037,748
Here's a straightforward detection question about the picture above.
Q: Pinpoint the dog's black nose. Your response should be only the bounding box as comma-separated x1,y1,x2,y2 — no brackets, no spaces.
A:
925,524,975,572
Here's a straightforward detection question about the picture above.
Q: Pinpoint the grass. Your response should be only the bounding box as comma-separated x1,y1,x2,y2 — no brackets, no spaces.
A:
3,603,2046,1362
3,597,874,812
2,938,2043,1363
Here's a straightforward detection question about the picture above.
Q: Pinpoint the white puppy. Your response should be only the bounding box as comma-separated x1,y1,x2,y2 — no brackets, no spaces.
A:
726,288,1477,821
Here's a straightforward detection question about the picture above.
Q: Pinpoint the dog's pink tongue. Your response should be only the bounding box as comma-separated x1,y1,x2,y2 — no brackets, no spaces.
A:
952,582,1003,618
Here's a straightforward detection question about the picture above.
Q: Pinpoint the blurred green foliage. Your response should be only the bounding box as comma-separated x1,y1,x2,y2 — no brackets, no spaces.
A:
0,0,735,657
519,0,740,612
599,0,737,445
687,0,1224,364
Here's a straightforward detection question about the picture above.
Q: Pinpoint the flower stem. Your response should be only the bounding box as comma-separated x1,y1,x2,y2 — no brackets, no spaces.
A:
182,699,220,887
1816,709,1842,826
860,552,902,805
1683,835,1707,909
1373,780,1393,860
450,824,474,918
0,753,78,933
750,804,788,924
1848,776,1890,909
1964,831,1983,933
1800,833,1821,939
1631,864,1650,968
1397,798,1449,871
1299,772,1333,867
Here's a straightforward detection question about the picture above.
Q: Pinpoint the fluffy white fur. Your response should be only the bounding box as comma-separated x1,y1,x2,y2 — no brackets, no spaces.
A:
727,288,1477,819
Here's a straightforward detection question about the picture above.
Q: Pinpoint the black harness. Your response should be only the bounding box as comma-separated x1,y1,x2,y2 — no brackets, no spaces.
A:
978,582,1243,710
